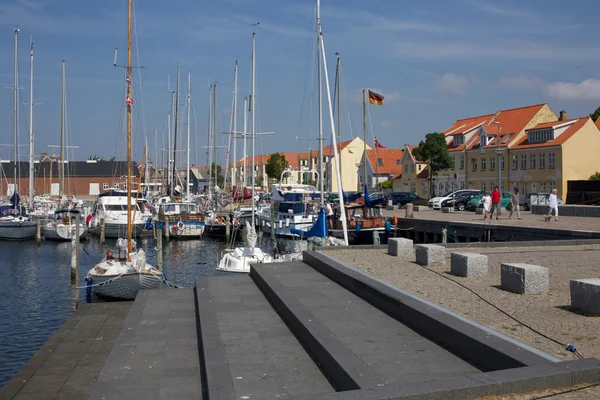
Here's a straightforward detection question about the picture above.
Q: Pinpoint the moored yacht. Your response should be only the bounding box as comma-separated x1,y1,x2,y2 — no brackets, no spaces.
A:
156,201,205,239
42,209,87,241
88,191,147,238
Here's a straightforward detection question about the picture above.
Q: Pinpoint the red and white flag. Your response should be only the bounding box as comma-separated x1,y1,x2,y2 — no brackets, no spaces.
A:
126,97,134,105
374,136,387,149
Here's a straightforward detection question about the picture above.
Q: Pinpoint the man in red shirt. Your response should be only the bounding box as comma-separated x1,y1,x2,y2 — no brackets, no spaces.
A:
491,186,501,220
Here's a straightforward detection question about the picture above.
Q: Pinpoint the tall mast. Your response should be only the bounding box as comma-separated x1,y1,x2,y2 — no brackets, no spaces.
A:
251,32,256,226
59,59,66,197
172,63,180,195
207,85,212,195
232,60,238,190
243,97,247,188
144,132,149,190
212,83,217,188
316,0,324,207
186,70,191,199
336,52,342,188
28,41,35,208
168,92,173,195
126,0,133,258
13,28,19,208
362,89,367,190
154,125,158,192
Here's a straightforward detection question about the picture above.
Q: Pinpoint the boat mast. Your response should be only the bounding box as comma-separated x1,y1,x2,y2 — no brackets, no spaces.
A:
144,132,149,192
336,52,341,187
186,70,191,199
28,41,34,208
232,60,238,191
59,59,66,197
251,32,256,226
212,83,217,189
362,88,367,191
243,97,247,188
154,124,158,192
126,0,133,258
172,63,180,197
13,28,18,209
316,0,324,207
168,92,173,195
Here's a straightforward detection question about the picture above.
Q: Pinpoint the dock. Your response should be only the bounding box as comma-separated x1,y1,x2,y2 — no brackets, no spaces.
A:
2,249,600,399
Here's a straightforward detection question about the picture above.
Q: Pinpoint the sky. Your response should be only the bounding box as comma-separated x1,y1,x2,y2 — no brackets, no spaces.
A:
0,0,599,168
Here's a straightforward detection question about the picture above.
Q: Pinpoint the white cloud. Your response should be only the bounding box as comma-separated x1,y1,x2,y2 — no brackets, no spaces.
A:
380,120,394,128
436,73,469,94
469,1,534,18
546,79,600,101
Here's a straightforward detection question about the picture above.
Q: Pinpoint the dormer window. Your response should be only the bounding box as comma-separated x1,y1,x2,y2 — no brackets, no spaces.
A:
479,128,489,147
454,134,464,146
528,129,553,143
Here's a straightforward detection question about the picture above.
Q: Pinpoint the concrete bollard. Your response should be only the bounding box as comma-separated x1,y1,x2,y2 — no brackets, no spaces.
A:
405,203,414,218
501,263,549,294
570,279,600,316
373,230,380,245
450,252,488,277
388,237,414,257
99,217,105,244
415,244,446,266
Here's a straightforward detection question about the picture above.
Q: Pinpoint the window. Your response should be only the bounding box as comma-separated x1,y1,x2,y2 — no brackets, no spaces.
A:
471,158,477,172
454,134,464,145
480,157,486,171
113,183,119,189
550,180,556,190
410,183,416,193
500,155,505,171
531,182,537,192
540,181,546,192
377,158,383,166
539,153,545,169
512,155,518,170
500,181,505,191
530,154,536,169
459,155,465,170
405,164,409,173
418,164,422,171
489,156,495,171
520,154,527,170
396,159,401,165
410,164,415,173
482,181,487,192
490,181,495,190
549,152,556,168
103,183,109,190
501,134,513,144
421,182,427,195
460,181,465,190
451,156,456,169
123,182,127,190
521,182,527,195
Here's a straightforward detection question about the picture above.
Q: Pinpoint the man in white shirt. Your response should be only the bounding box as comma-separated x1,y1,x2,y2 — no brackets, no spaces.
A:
325,201,334,228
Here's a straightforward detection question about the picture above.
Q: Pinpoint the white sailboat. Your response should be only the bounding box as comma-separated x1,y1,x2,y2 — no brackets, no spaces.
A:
217,33,272,273
85,0,163,300
0,28,37,241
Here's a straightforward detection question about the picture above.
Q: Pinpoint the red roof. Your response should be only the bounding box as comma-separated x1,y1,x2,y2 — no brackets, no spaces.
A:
366,148,403,175
512,118,590,149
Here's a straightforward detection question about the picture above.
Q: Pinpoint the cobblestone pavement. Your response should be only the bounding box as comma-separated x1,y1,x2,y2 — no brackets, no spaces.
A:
381,207,600,233
327,245,600,399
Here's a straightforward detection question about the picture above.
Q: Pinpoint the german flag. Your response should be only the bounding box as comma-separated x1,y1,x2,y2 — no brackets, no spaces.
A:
368,90,384,105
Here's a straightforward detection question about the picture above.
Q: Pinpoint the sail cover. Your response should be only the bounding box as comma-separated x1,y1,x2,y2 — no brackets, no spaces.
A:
290,207,328,239
245,221,257,249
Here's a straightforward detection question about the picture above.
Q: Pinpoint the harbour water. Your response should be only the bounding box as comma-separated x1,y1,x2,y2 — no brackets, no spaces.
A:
0,232,298,388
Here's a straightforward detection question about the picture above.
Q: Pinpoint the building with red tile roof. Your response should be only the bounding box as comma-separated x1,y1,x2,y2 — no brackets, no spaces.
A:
358,148,403,189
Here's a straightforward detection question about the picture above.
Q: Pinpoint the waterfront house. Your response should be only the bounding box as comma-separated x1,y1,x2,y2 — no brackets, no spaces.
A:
358,148,404,190
391,145,429,196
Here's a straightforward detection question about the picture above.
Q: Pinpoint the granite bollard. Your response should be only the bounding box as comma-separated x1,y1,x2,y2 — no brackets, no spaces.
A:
415,244,446,267
450,252,488,277
501,263,549,294
387,238,415,258
570,279,600,316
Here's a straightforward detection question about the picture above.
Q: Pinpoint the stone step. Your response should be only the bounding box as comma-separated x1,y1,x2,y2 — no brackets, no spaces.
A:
195,274,333,400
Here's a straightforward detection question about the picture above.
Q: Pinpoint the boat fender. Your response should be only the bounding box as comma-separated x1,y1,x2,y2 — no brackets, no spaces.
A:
86,278,93,297
145,217,153,230
171,224,178,231
177,221,184,231
385,220,391,232
393,215,398,225
355,220,361,232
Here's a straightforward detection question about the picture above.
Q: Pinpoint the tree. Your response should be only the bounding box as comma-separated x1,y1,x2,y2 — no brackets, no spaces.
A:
379,179,393,190
209,162,224,187
87,154,104,161
412,132,452,198
265,153,288,183
590,171,600,180
590,106,600,122
255,176,264,188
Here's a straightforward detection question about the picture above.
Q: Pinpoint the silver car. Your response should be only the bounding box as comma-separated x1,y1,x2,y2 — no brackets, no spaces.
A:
520,192,563,211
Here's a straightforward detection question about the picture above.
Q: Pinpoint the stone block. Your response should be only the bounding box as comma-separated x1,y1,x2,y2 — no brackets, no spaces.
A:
387,237,415,258
475,208,484,215
501,263,549,294
450,252,488,277
442,207,454,213
570,279,600,316
415,244,446,267
413,205,425,212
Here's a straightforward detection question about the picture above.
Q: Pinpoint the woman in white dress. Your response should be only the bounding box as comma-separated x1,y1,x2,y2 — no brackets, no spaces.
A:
482,191,492,221
547,188,559,221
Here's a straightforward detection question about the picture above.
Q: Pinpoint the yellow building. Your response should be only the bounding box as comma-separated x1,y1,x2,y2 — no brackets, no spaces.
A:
391,145,429,196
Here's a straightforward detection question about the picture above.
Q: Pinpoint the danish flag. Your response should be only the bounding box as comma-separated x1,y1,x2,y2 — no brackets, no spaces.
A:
126,97,134,105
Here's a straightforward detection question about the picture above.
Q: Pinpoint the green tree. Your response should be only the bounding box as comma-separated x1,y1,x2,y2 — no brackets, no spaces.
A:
590,171,600,180
590,106,600,122
209,162,225,187
379,179,393,190
265,153,288,183
87,154,104,161
412,132,452,198
255,176,264,188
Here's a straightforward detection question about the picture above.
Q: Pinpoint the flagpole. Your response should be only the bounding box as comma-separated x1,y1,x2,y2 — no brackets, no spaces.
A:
362,88,367,191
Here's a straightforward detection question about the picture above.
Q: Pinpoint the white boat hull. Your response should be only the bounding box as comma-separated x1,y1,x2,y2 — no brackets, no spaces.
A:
90,221,146,238
43,223,87,241
259,219,315,238
87,271,163,300
217,247,273,273
165,222,205,239
0,219,37,241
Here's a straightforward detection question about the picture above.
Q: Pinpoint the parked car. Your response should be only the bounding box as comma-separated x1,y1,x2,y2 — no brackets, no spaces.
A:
520,192,563,211
429,189,479,210
467,191,512,211
440,190,482,211
387,192,426,207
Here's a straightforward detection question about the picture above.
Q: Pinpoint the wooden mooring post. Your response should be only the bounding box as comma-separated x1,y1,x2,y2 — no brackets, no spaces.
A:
71,214,81,307
165,216,170,241
36,218,41,246
99,217,105,244
156,221,163,271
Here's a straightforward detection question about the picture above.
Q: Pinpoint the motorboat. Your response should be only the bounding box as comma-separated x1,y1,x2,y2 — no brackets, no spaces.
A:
156,201,205,239
88,190,147,238
217,222,272,273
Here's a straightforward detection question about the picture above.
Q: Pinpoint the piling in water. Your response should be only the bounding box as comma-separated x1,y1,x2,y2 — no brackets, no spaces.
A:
156,222,163,271
36,218,41,246
165,216,170,240
100,218,105,244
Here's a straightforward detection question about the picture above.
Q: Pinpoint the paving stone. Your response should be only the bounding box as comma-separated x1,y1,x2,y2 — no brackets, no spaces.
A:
387,237,415,258
501,263,549,294
415,244,446,266
450,252,488,277
570,278,600,316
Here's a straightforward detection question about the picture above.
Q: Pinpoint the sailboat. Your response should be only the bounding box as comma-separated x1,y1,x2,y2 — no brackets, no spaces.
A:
42,59,86,241
217,33,272,273
85,0,163,300
0,28,37,241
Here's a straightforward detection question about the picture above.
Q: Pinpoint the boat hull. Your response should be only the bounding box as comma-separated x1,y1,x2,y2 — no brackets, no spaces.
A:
87,272,163,300
329,227,389,245
216,247,273,273
260,219,315,238
90,221,146,238
0,220,37,241
43,223,87,241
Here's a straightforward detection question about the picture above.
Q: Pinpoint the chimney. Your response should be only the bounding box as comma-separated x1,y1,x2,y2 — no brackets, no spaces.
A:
559,110,567,121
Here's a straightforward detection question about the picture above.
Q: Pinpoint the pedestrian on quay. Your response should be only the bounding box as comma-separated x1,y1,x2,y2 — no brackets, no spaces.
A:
325,201,334,228
491,186,501,220
509,187,521,220
547,188,559,222
482,191,491,221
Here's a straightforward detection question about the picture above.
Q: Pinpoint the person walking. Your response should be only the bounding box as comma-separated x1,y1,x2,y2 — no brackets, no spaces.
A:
482,191,492,221
491,186,501,220
509,187,521,220
547,188,559,221
325,201,334,228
